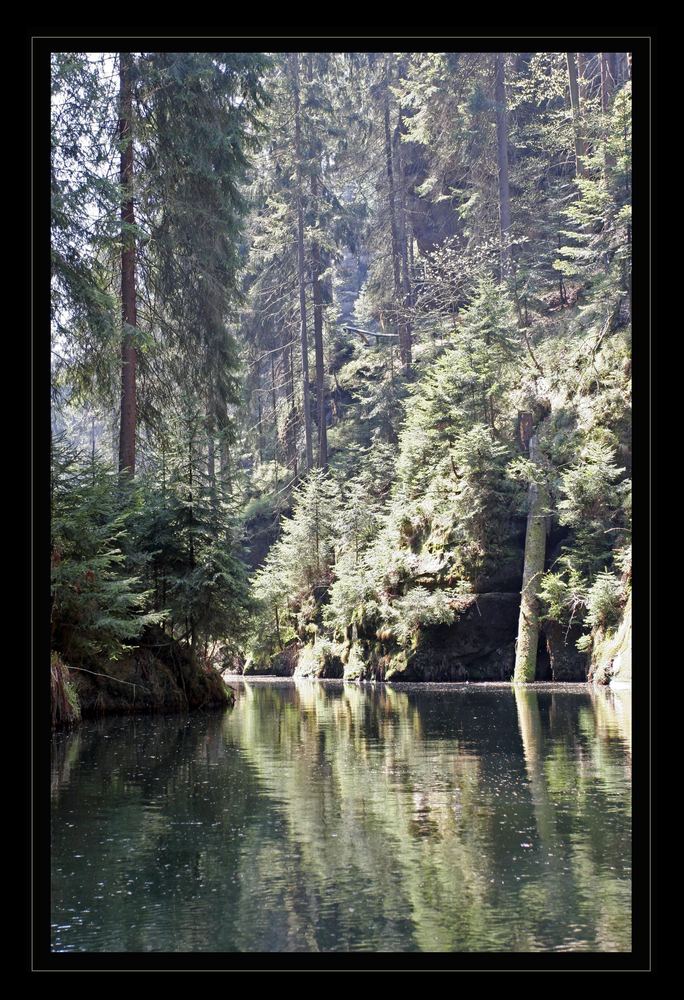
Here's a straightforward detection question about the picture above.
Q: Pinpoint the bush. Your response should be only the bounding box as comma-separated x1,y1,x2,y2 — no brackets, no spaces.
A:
51,440,163,663
390,587,455,646
585,571,624,632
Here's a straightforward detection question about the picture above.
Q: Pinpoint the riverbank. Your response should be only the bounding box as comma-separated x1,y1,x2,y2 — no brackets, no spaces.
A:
242,593,632,687
51,626,234,728
224,675,629,691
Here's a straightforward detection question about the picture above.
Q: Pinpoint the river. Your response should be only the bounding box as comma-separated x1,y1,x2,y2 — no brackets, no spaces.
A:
51,681,631,953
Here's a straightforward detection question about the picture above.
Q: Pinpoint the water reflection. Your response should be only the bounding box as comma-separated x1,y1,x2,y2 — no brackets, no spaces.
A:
51,683,631,953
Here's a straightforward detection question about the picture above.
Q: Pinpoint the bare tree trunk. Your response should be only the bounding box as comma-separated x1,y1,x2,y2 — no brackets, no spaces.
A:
495,53,512,281
311,237,328,469
395,124,413,312
291,53,313,472
206,427,215,486
566,53,587,178
306,56,328,471
514,427,549,683
606,53,618,89
601,53,616,170
206,390,216,504
256,387,264,465
219,414,233,501
577,52,589,102
118,52,137,475
285,341,298,481
383,58,411,371
271,352,279,491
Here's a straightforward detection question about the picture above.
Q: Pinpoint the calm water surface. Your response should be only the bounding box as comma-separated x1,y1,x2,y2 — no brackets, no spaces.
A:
51,682,631,952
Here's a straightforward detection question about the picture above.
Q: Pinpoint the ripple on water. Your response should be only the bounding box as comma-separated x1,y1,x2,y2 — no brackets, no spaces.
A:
51,685,631,953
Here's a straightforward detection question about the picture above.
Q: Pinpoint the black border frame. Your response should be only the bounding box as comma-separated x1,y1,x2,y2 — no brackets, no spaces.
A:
30,26,656,973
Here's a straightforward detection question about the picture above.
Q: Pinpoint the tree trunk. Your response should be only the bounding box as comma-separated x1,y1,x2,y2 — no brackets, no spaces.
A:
395,123,413,312
285,341,298,480
291,53,314,472
383,58,411,371
306,54,328,470
513,428,549,683
206,428,215,487
271,352,279,491
601,53,616,170
566,53,587,178
219,420,233,501
494,53,512,281
206,390,216,505
118,52,137,475
311,237,328,469
256,387,264,464
577,52,589,102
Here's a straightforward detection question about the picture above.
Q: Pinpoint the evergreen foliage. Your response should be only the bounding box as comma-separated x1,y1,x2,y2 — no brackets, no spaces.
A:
50,48,633,684
50,439,163,662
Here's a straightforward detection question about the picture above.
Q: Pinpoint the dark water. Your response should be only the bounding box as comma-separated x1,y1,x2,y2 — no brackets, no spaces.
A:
51,682,631,953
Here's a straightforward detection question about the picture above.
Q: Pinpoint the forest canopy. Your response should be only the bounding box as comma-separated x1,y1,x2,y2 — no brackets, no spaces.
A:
50,50,632,697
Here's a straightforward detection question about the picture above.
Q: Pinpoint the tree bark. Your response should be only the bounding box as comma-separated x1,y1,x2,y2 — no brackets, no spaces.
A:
395,123,413,312
271,352,279,491
306,58,328,470
118,52,137,475
513,428,549,683
601,53,616,170
383,59,411,371
219,412,233,501
256,386,264,464
566,53,587,178
311,237,328,469
285,341,298,481
576,52,589,102
494,53,513,281
206,390,216,503
291,53,314,472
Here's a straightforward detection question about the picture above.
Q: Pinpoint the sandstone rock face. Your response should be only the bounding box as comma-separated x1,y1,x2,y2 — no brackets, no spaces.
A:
70,626,231,717
294,642,344,679
542,620,589,681
398,593,520,681
244,643,299,676
589,593,632,686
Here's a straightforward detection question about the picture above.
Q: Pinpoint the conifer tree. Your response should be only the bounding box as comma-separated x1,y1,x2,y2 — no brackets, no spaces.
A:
117,51,138,475
51,439,163,663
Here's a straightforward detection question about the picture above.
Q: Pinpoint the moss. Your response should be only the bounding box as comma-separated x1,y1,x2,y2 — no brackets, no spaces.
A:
513,432,549,684
51,652,81,728
295,640,344,679
343,642,367,680
243,643,299,676
384,650,410,680
589,593,631,686
67,626,231,718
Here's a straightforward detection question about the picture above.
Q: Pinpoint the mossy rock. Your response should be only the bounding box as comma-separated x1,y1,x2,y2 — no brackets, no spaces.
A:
384,650,410,681
376,593,520,682
589,594,632,686
294,641,344,679
541,619,589,681
244,643,299,676
341,642,390,682
67,626,232,718
51,653,81,728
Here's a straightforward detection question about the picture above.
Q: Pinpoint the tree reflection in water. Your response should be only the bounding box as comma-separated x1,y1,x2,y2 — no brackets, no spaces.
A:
51,683,631,953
